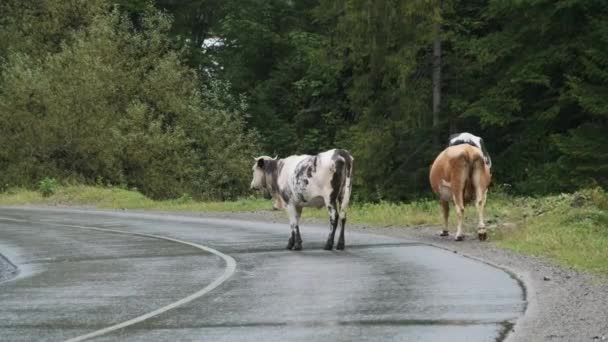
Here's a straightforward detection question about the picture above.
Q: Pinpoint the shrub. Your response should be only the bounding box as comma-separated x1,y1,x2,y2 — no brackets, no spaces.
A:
0,2,259,200
38,177,59,197
174,193,193,204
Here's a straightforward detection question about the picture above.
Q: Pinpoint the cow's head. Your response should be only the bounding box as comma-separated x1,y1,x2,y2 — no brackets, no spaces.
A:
250,156,277,191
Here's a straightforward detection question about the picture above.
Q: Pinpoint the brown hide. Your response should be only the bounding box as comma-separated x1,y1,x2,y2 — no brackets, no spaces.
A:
430,144,491,199
429,144,492,240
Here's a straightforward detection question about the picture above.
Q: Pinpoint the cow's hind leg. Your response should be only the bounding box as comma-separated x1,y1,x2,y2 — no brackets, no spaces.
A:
475,188,488,241
285,205,295,250
324,199,339,250
286,231,295,250
336,177,352,250
452,184,466,241
472,163,489,241
449,157,469,241
440,200,449,236
453,194,466,241
287,205,303,250
336,217,346,250
293,225,303,250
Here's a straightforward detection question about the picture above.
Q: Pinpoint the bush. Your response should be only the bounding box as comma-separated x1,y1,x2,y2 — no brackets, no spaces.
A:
38,177,59,197
174,193,193,204
0,2,259,200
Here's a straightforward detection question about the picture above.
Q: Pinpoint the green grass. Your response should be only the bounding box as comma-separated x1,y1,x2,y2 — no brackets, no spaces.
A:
0,185,443,226
493,189,608,275
1,185,607,275
301,199,442,227
0,185,269,212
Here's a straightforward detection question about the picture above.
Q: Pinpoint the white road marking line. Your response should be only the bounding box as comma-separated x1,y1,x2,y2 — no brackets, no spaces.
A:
0,218,236,342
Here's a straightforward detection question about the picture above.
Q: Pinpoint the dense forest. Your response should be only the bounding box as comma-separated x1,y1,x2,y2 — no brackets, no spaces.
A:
0,0,606,201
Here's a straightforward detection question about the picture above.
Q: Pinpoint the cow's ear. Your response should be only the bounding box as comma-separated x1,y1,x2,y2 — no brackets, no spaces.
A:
257,158,265,168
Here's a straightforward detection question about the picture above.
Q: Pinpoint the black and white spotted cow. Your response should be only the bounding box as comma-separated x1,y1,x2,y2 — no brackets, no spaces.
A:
250,149,354,251
448,132,492,168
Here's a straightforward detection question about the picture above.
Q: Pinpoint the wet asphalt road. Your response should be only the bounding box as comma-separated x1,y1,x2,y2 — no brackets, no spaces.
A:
0,207,525,341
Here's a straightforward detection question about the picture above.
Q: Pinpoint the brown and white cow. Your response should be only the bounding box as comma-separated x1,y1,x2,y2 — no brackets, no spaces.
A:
251,149,354,250
430,135,492,241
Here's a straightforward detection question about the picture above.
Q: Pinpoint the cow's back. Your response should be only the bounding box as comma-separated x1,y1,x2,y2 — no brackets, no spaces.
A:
278,149,353,207
430,144,487,195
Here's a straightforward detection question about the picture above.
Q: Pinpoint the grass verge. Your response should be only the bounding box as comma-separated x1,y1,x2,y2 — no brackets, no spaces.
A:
492,189,608,275
0,185,269,212
0,185,606,275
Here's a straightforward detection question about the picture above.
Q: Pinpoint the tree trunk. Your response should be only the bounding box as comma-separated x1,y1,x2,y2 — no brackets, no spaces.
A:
432,25,441,129
432,14,442,145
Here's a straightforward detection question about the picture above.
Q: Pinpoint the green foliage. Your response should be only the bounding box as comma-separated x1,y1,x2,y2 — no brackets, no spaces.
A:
204,0,443,200
2,0,608,202
174,193,193,204
38,177,59,197
147,0,608,199
446,0,608,192
111,0,606,200
0,0,106,60
90,1,608,199
495,188,608,275
0,0,259,200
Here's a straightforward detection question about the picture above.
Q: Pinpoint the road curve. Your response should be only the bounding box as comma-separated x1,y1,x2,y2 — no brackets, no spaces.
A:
0,207,525,341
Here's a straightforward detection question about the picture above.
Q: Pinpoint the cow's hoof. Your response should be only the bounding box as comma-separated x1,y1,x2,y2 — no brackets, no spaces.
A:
439,230,449,237
323,243,333,251
336,243,345,250
286,238,295,250
293,243,303,251
478,232,488,241
455,235,464,241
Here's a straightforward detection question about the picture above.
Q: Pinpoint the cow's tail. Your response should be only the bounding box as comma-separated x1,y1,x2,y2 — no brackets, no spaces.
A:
332,150,354,218
445,151,474,204
466,151,486,202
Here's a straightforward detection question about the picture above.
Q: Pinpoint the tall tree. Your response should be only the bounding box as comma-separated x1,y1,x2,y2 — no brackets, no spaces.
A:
310,0,442,200
554,9,608,188
445,0,608,192
432,1,442,135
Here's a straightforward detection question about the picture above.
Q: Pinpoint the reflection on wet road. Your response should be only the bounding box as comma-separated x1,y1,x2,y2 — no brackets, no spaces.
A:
0,208,525,341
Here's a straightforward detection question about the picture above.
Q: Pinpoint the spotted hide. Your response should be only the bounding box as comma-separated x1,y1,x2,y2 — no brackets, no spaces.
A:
430,143,492,241
251,149,354,250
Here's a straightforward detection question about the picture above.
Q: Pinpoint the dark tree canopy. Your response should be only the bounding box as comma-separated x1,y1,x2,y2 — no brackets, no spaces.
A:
1,0,606,201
